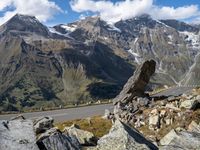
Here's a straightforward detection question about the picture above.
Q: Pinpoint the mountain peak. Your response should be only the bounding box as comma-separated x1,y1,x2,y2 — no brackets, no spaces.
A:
1,13,50,37
137,14,152,19
9,14,41,25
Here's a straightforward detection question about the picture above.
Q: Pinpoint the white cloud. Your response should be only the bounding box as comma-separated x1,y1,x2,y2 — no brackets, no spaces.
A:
0,0,62,25
151,5,199,20
70,0,200,23
191,17,200,24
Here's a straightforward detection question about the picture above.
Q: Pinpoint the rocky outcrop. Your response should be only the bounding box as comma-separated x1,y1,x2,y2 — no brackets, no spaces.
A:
37,128,81,150
0,119,39,150
64,124,97,146
113,60,156,123
159,129,200,150
113,59,156,105
33,116,54,134
96,119,158,150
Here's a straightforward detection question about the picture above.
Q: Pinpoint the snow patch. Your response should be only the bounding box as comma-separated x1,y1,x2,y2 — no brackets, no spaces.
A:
107,24,121,32
48,27,73,39
61,24,77,32
156,20,171,28
180,31,200,48
128,49,142,64
168,35,173,41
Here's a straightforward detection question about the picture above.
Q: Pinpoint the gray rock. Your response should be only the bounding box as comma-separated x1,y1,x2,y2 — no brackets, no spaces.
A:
137,97,150,106
102,109,111,119
167,96,176,102
180,99,200,110
113,59,156,105
33,116,54,134
188,121,200,133
97,119,158,150
0,119,39,150
64,124,97,146
37,128,81,150
149,115,160,129
160,129,179,145
160,129,200,149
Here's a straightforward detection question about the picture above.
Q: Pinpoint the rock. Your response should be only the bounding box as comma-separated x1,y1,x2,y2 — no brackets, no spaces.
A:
160,129,200,150
0,119,39,150
102,109,111,119
96,119,158,150
113,59,156,105
165,103,180,111
196,95,200,100
149,115,160,130
167,96,176,102
137,97,150,106
151,109,159,115
160,110,167,117
180,99,200,110
37,128,80,150
33,116,54,134
159,145,185,150
188,121,200,133
64,124,97,146
160,129,180,145
165,118,172,125
175,127,185,132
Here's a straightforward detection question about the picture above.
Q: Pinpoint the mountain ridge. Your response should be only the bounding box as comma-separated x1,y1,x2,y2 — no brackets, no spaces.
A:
0,13,200,112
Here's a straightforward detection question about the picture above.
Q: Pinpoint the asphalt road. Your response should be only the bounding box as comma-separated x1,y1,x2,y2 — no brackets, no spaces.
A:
152,86,193,97
0,104,113,123
0,87,195,123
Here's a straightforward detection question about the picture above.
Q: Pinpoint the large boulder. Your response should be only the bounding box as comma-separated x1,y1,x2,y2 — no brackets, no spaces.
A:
64,124,97,146
37,128,81,150
96,119,158,150
33,116,54,134
159,129,200,150
113,59,156,105
0,119,39,150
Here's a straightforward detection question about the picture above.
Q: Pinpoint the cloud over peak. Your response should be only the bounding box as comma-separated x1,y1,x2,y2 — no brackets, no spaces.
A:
70,0,200,23
0,0,62,25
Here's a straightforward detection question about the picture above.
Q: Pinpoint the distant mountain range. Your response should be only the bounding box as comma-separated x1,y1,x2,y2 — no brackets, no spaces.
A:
0,14,200,111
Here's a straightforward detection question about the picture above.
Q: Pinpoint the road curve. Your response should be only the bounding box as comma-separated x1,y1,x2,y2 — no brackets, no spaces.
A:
0,104,113,123
152,86,193,97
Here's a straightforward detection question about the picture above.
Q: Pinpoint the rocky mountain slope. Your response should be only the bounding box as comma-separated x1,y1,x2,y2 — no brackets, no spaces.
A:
0,14,200,111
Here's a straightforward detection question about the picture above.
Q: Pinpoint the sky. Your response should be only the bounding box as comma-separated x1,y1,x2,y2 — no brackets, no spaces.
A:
0,0,200,26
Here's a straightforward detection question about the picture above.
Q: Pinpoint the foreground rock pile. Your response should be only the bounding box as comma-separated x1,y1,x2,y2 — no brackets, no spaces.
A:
0,115,159,150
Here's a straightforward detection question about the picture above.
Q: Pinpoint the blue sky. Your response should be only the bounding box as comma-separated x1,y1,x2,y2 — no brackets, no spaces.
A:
0,0,200,26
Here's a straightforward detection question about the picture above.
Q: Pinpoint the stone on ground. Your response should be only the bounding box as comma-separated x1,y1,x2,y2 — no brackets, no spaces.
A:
96,119,158,150
64,124,97,146
0,119,39,150
33,116,54,134
37,127,81,150
159,129,200,150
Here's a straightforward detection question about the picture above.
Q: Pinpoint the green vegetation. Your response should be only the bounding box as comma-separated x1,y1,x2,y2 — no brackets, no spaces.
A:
55,116,112,138
61,63,92,104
